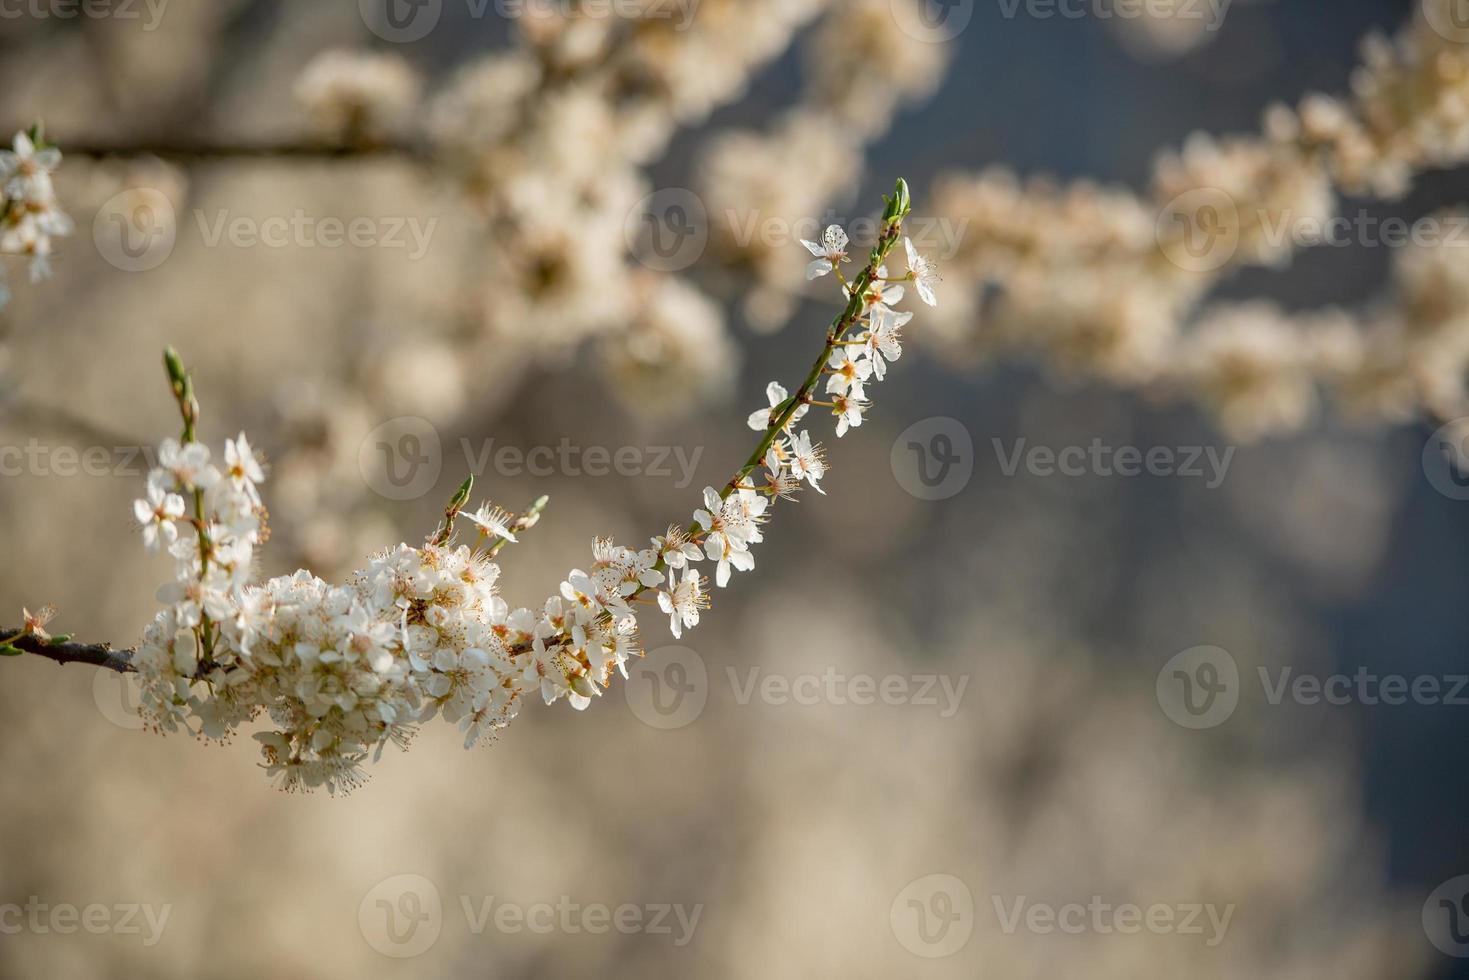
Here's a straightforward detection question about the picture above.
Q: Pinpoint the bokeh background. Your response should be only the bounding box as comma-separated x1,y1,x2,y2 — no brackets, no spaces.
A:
1,0,1467,976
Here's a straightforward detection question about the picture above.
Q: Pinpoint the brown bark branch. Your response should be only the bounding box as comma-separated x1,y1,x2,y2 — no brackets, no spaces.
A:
4,630,135,673
56,135,431,164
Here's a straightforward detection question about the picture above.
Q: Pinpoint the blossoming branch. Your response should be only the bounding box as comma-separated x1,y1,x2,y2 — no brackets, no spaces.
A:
2,179,935,795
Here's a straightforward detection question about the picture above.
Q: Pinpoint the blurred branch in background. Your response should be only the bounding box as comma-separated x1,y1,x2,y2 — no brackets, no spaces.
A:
58,135,429,162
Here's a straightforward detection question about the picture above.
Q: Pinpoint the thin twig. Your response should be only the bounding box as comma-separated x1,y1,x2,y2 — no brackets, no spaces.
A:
3,631,135,672
57,135,432,164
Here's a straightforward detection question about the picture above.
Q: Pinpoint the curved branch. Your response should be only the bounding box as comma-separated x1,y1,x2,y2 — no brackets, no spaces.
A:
57,135,431,164
4,631,135,673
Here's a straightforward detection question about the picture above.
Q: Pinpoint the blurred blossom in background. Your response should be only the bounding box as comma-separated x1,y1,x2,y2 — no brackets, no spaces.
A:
1,0,1468,976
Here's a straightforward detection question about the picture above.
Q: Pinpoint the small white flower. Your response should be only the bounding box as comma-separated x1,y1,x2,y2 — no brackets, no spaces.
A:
559,570,604,622
864,306,911,380
747,380,807,431
800,224,849,280
134,484,186,551
657,567,707,639
156,577,234,631
787,430,827,494
155,438,220,492
334,604,397,672
0,132,61,203
693,486,759,587
825,348,872,399
225,432,266,503
464,503,518,542
904,237,941,307
857,270,904,315
832,393,867,438
652,525,704,569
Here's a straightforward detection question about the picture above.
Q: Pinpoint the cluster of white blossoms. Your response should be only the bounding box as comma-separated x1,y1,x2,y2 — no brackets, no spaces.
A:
130,419,544,792
0,129,72,310
125,187,933,794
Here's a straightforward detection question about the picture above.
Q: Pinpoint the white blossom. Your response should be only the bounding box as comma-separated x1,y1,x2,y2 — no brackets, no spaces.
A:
825,347,871,398
787,430,827,494
747,380,806,431
903,236,941,307
134,484,186,552
658,567,706,639
463,503,519,542
801,224,849,280
864,306,910,380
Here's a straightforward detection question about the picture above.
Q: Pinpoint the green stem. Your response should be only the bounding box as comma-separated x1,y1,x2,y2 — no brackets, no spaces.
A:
164,348,216,658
